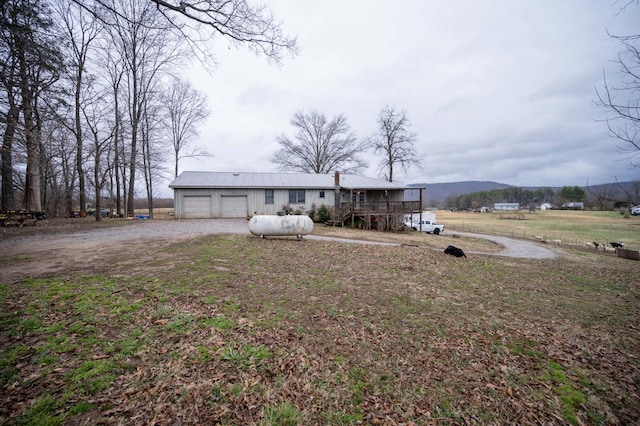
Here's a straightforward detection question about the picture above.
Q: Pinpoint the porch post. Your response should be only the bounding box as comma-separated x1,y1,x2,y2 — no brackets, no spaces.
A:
419,188,424,232
334,172,340,226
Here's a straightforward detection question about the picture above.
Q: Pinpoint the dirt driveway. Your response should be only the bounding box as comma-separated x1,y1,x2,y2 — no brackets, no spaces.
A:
0,218,557,284
448,230,558,259
0,219,249,284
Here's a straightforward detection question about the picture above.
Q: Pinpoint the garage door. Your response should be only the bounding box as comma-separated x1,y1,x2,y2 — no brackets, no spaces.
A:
183,196,212,218
221,195,247,218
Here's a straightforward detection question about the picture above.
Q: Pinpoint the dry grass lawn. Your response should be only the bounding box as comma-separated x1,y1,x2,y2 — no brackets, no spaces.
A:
0,215,639,425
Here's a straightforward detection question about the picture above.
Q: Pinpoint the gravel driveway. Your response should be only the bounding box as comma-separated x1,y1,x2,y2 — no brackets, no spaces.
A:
1,221,559,302
0,218,557,259
450,231,558,259
0,219,250,284
1,218,558,286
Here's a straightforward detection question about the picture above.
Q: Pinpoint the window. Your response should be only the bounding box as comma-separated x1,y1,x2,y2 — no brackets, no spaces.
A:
265,189,274,205
288,189,305,204
319,190,325,198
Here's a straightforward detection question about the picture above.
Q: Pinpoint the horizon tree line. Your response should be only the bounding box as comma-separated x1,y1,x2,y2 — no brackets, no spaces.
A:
443,183,640,211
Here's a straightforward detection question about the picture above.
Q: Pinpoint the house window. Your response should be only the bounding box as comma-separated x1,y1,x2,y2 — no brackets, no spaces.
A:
265,189,274,205
319,190,325,198
289,189,305,204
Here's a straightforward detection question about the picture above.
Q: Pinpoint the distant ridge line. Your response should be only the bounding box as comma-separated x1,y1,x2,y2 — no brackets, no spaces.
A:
405,180,638,204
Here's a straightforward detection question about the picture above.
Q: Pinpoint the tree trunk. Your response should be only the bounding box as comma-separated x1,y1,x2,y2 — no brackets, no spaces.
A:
63,157,73,216
24,131,42,212
75,69,86,214
95,145,102,222
127,80,139,218
127,130,136,217
1,104,19,211
21,85,42,212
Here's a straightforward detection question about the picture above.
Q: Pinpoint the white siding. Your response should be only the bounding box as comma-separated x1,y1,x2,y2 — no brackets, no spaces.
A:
174,188,337,218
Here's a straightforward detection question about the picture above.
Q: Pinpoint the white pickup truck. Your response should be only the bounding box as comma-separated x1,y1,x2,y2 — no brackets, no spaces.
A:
404,212,445,235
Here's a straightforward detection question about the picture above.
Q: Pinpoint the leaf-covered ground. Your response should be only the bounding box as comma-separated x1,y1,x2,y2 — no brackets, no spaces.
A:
1,232,639,425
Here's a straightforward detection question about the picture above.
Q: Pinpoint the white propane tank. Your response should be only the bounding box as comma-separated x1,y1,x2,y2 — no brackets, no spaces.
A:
248,215,314,238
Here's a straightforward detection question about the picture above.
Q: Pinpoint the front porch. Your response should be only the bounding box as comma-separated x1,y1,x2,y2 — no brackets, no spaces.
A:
334,201,421,230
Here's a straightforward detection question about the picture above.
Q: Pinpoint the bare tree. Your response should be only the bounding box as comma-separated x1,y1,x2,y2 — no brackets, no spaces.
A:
39,118,76,217
613,177,640,206
367,106,421,182
55,0,101,215
586,179,619,210
595,2,640,167
102,0,184,217
139,81,167,218
82,81,114,222
272,110,367,174
97,39,127,217
70,0,297,65
162,78,210,177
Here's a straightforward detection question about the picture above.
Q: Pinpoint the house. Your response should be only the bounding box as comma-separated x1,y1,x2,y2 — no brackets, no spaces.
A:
169,171,420,229
493,203,520,211
540,203,552,211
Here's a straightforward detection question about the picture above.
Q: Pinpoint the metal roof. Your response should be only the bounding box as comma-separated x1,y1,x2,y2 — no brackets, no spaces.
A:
169,171,410,190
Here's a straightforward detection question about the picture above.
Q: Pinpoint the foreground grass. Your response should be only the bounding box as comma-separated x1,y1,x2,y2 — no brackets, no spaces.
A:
1,234,639,425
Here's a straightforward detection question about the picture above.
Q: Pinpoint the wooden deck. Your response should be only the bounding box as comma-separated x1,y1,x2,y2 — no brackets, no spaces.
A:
335,201,421,230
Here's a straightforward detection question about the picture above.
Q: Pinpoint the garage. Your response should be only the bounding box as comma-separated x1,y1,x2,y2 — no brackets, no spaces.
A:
183,196,212,218
221,195,248,218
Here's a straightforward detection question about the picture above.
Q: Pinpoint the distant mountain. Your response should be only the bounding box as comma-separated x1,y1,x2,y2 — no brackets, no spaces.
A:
405,180,639,205
405,181,512,204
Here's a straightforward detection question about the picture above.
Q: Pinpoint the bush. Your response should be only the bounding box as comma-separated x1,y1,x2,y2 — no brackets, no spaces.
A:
317,204,330,222
306,203,317,220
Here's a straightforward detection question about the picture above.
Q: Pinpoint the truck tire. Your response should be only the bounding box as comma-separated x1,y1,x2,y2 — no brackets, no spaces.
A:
433,228,440,235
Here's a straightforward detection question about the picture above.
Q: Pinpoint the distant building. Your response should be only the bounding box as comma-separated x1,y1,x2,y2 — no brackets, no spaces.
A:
494,203,520,211
562,202,584,210
540,203,552,211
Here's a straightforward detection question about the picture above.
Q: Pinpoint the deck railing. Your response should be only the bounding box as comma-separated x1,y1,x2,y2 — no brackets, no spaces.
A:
336,201,421,224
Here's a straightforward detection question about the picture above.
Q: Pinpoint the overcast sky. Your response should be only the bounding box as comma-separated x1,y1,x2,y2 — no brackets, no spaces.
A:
176,0,640,191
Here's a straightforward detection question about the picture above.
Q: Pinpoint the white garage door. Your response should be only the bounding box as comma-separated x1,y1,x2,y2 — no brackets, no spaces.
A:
221,196,247,218
183,196,212,218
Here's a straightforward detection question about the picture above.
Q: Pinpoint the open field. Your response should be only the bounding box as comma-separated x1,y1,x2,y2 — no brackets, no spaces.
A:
435,210,640,250
1,217,639,425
